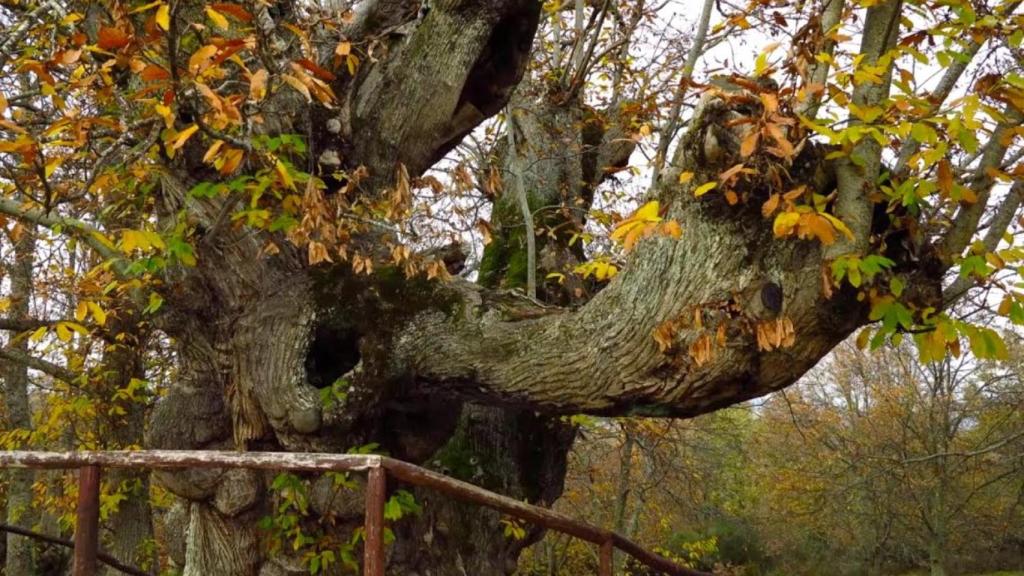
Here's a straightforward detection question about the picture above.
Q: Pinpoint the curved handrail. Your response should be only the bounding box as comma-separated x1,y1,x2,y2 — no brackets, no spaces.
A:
0,450,710,576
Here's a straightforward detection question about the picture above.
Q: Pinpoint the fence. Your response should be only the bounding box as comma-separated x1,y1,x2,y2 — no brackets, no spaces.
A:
0,450,708,576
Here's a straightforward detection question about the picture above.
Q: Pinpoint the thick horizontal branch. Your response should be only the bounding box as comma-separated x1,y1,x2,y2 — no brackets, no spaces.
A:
0,198,126,277
0,347,77,382
0,317,51,332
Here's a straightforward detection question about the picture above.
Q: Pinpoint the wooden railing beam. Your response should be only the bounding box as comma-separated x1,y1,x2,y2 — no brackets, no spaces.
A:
0,450,709,576
599,539,614,576
72,465,101,576
363,466,387,576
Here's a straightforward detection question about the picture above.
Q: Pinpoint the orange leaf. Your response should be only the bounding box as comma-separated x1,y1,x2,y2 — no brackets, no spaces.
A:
765,123,794,157
211,3,253,22
281,73,312,102
218,147,244,175
740,131,760,157
98,26,131,50
296,58,337,82
761,194,780,218
140,65,170,82
719,163,746,183
803,213,836,245
188,45,219,76
249,69,268,102
937,159,954,196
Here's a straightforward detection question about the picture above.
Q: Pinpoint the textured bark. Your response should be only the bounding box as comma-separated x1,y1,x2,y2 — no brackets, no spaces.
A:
389,406,574,575
145,2,550,575
139,3,951,574
392,95,864,417
478,91,636,303
99,326,155,575
2,225,37,576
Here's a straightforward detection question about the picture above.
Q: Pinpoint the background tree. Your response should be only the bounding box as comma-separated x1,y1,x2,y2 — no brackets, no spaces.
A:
0,0,1023,574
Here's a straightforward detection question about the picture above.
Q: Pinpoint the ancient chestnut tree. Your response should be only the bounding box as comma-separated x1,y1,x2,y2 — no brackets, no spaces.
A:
1,0,1024,574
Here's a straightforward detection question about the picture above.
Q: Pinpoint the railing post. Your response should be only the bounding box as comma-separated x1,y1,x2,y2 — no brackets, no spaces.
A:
73,465,101,576
599,538,614,576
363,466,386,576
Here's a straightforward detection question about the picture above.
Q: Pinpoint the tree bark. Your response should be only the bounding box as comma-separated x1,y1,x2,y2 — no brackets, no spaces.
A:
145,2,552,574
2,224,37,576
99,325,155,575
139,2,948,574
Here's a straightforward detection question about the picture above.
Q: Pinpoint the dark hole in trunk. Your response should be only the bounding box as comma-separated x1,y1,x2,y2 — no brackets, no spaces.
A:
305,325,361,389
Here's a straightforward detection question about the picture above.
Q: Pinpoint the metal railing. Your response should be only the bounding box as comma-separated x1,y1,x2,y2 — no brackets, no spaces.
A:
0,450,709,576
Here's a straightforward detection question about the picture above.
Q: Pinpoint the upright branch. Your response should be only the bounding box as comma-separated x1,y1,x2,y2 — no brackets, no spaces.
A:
830,0,903,256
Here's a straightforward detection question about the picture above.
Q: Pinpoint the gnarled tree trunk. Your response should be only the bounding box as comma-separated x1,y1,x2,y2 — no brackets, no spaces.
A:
142,2,945,575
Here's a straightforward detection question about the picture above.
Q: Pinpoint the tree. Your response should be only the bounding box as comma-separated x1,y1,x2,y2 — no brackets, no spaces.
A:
747,341,1024,575
1,0,1024,574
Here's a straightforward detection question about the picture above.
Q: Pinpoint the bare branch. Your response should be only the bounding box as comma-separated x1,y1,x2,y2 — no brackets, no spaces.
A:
0,197,127,277
943,181,1024,307
941,105,1024,262
650,0,714,187
795,0,847,119
0,347,78,383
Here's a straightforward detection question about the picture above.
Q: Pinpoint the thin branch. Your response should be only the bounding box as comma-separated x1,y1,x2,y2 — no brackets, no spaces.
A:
795,0,847,119
649,0,714,187
505,107,537,299
943,181,1024,307
940,105,1024,262
828,0,903,256
0,524,147,576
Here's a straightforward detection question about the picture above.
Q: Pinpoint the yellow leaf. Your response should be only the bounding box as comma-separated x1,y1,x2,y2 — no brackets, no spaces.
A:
773,211,800,237
677,171,694,184
30,326,48,342
275,159,295,189
188,45,219,76
610,201,662,250
156,3,170,31
634,200,660,221
86,302,107,326
249,69,268,102
999,295,1013,316
281,73,311,102
206,6,229,30
64,321,89,336
203,140,224,164
75,301,88,322
170,124,199,151
129,1,162,14
56,323,72,342
821,213,855,241
154,103,174,129
44,158,61,178
694,181,718,197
